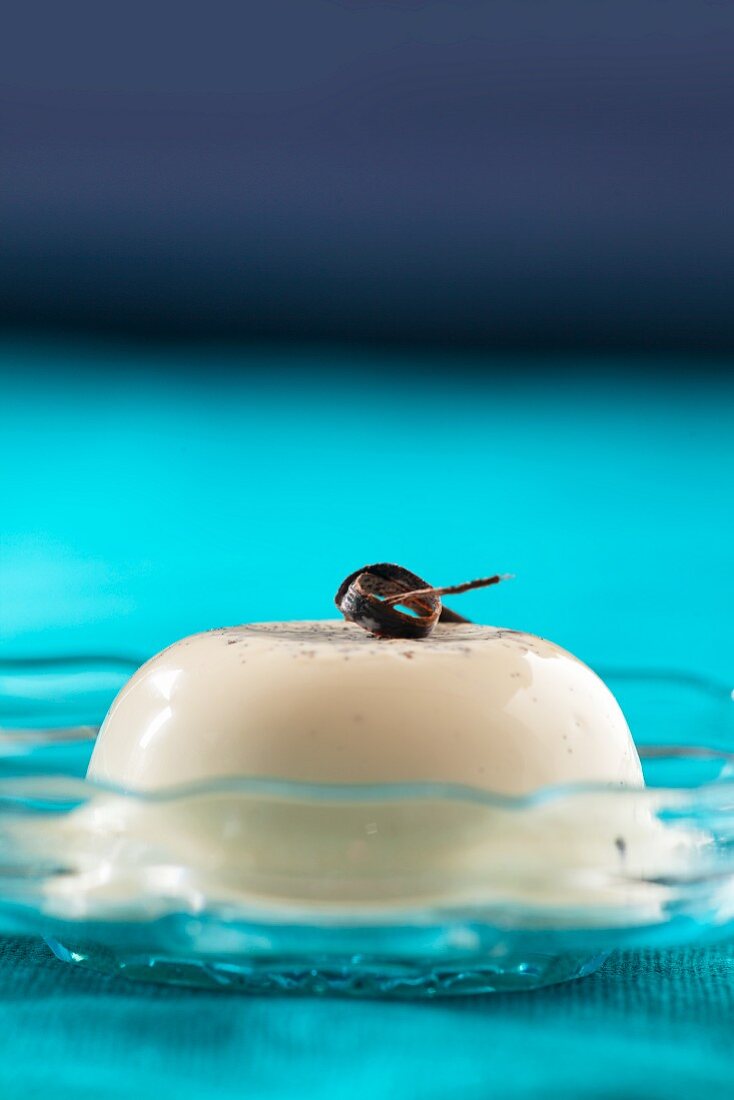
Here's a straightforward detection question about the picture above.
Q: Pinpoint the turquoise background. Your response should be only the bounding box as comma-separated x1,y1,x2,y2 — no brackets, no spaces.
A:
1,338,733,1097
2,339,732,680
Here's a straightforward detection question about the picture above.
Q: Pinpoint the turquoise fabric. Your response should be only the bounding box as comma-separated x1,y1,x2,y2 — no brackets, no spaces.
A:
1,340,733,1096
1,938,734,1099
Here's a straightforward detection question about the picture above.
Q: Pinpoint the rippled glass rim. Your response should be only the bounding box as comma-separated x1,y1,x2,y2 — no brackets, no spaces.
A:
0,755,732,806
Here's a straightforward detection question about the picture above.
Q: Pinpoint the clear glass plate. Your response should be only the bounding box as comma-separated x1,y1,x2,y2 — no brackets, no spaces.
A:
0,656,733,996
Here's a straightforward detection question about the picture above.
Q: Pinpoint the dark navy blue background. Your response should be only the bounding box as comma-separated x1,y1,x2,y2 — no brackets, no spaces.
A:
2,1,734,351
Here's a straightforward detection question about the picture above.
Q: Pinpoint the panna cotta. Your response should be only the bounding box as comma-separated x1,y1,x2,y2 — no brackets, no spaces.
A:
88,620,643,794
41,617,704,924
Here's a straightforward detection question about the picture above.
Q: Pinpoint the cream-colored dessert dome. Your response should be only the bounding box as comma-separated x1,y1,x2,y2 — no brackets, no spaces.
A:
42,619,685,922
88,620,642,793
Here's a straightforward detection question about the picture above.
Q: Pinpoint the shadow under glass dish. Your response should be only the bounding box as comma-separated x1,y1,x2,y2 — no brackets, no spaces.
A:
0,657,732,996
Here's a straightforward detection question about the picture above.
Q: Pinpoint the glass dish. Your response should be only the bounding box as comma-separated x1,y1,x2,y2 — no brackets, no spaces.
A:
0,656,732,996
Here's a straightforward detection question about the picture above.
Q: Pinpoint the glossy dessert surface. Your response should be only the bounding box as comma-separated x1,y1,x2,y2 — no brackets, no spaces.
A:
88,620,643,794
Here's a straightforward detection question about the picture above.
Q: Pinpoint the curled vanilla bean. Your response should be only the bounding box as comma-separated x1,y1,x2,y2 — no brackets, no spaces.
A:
334,563,512,639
